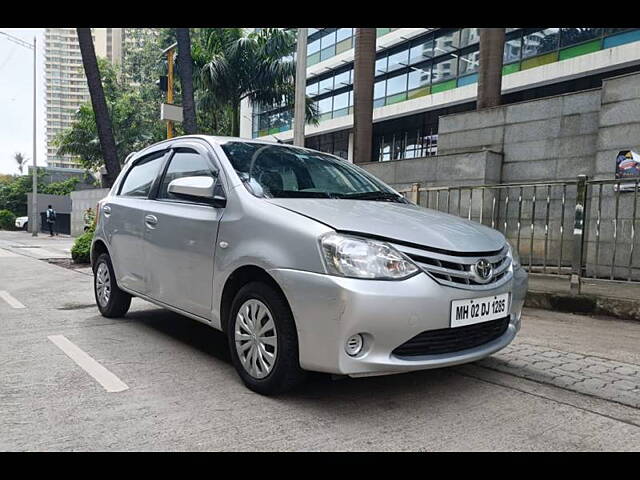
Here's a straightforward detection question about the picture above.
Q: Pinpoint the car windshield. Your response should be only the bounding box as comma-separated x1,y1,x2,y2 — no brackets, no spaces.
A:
220,141,405,202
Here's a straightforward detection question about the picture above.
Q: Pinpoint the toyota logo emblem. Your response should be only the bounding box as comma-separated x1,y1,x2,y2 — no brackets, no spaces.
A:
472,259,493,283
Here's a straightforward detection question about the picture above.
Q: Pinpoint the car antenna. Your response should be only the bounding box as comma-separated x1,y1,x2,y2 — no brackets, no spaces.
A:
271,135,285,144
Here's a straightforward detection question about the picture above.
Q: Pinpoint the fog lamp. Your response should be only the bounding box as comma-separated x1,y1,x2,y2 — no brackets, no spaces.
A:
345,334,364,356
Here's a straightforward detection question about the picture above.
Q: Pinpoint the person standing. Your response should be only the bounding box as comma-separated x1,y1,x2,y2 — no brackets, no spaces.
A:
45,204,57,236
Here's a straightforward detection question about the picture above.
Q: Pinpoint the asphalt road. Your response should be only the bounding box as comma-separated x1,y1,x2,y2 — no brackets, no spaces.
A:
1,231,640,451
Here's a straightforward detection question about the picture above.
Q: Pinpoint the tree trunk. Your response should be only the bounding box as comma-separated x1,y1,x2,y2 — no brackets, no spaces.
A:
477,28,505,110
76,28,120,187
231,101,241,137
353,28,376,164
176,28,198,134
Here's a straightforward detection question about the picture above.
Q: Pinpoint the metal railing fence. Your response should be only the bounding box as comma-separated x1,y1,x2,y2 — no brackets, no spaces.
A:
397,176,640,293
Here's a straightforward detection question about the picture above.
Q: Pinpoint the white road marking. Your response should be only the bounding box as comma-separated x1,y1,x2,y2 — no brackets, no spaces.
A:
47,335,129,393
0,290,26,309
0,249,18,258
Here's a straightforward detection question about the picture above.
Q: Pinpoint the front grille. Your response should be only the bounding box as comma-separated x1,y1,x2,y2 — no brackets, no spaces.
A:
391,242,512,291
392,316,510,357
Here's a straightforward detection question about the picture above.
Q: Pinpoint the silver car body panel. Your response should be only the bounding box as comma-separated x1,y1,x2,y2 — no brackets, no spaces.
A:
93,135,528,377
266,198,505,253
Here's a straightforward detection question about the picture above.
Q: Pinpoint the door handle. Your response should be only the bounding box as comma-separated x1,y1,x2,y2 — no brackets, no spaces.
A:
103,205,111,216
144,214,158,227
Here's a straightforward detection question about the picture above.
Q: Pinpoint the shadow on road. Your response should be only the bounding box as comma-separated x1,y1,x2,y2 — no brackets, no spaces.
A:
125,307,232,364
122,304,473,405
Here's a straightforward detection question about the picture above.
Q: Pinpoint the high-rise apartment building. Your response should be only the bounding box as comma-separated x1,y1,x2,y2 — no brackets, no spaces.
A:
44,28,123,168
95,28,123,66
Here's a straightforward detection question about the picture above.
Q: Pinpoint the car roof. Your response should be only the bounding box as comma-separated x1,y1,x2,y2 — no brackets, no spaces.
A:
128,135,336,163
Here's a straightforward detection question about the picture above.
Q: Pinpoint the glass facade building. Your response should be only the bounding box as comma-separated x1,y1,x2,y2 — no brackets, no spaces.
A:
248,27,640,162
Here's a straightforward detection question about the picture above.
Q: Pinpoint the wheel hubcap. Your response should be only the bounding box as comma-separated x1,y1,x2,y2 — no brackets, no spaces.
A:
234,299,277,379
95,262,111,307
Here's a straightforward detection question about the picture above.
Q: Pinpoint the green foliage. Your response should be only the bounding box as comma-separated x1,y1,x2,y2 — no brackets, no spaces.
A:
0,209,16,230
0,171,82,217
55,28,319,173
71,224,94,264
55,57,166,171
14,152,27,175
193,28,318,137
42,177,81,196
0,174,38,216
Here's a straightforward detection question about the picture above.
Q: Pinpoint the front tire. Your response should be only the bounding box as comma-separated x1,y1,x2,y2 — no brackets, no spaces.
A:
94,252,131,318
227,281,306,395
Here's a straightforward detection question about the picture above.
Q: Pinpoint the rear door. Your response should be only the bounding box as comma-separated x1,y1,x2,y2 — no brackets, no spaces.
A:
142,142,224,319
103,150,168,294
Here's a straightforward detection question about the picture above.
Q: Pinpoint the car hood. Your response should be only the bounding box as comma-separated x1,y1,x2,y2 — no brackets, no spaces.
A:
267,198,505,253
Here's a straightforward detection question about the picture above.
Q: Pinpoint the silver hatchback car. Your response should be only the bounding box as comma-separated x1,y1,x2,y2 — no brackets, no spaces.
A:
91,135,528,395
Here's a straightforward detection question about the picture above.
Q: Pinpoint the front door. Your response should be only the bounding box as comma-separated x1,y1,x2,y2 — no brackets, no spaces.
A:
143,144,224,319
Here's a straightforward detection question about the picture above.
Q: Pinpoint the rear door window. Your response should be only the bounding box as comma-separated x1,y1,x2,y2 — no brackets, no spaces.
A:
119,152,166,197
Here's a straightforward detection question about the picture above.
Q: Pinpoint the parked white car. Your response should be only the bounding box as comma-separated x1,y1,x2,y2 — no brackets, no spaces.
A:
15,216,28,231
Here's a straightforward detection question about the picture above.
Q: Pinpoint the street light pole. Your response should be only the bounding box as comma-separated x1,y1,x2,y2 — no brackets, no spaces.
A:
31,35,37,236
0,31,38,236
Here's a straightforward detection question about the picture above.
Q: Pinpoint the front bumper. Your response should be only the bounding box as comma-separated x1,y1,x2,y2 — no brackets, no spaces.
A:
269,267,528,377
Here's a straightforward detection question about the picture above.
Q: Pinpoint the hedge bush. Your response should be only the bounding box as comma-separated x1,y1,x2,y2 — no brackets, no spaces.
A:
0,209,16,230
71,224,94,264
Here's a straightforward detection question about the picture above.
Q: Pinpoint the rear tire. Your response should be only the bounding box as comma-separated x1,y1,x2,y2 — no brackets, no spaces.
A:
94,252,131,318
227,281,306,395
23,222,28,231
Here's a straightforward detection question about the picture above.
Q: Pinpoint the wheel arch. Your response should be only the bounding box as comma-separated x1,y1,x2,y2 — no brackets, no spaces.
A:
219,265,293,334
91,239,110,270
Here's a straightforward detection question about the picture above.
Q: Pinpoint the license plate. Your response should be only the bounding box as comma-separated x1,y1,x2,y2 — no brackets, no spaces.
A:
450,293,510,328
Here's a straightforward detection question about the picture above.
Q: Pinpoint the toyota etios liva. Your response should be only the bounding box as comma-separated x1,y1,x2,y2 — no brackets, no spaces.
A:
91,136,528,395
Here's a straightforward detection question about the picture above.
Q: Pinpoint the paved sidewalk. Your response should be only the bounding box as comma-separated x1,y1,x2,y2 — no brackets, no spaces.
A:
527,274,640,322
479,343,640,408
529,274,640,301
0,230,74,260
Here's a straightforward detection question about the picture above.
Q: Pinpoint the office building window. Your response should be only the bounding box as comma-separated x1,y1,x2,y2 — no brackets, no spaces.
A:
431,54,458,83
560,28,602,47
523,29,560,58
409,39,434,64
459,50,480,76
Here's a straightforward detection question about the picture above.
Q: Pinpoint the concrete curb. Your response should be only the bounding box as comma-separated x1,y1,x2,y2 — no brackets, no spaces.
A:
525,290,640,322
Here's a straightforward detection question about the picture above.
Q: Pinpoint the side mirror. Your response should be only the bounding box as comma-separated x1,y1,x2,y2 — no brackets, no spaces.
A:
167,176,219,202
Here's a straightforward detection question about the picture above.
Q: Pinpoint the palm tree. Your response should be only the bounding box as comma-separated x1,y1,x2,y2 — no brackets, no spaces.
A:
353,28,376,164
477,28,505,109
76,28,120,187
176,28,198,134
195,28,317,137
14,152,26,175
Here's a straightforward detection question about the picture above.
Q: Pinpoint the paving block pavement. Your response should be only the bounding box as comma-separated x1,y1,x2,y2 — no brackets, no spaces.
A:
478,342,640,408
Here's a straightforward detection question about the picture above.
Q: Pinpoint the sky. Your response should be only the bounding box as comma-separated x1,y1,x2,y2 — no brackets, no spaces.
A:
0,28,46,175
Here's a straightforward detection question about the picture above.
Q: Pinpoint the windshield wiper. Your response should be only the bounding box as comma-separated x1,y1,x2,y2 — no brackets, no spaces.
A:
338,191,406,203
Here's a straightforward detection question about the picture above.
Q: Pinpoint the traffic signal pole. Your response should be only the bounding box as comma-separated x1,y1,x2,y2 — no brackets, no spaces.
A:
164,43,177,139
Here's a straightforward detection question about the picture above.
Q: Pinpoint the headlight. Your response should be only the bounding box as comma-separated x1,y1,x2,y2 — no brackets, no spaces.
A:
319,232,419,280
507,241,521,269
